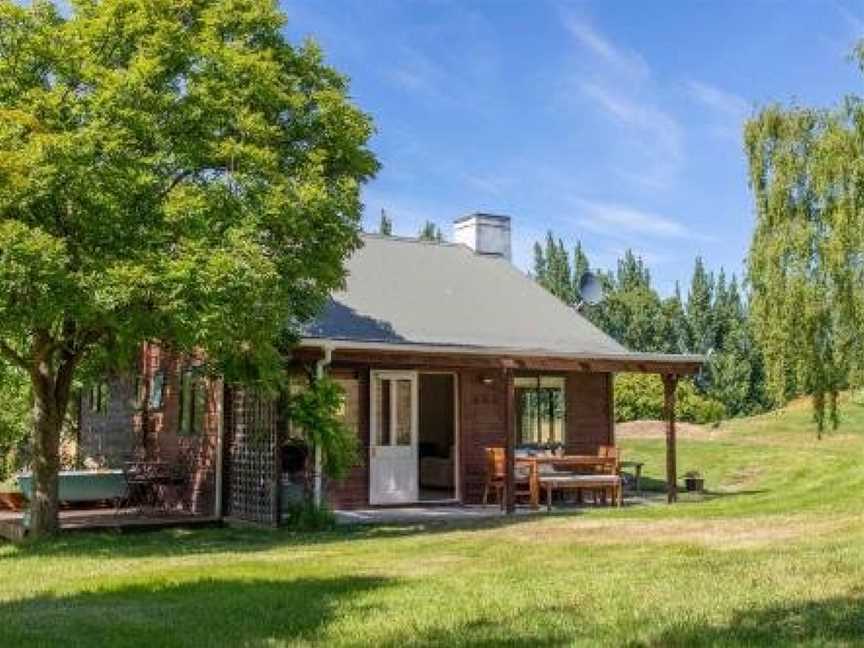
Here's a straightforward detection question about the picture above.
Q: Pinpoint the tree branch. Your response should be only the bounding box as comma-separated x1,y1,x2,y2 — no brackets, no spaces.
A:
0,340,28,371
159,169,194,200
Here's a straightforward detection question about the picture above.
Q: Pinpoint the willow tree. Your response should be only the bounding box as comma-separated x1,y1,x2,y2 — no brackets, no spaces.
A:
0,0,378,536
745,49,864,436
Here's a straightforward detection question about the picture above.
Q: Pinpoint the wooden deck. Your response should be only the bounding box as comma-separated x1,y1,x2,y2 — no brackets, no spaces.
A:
0,508,220,542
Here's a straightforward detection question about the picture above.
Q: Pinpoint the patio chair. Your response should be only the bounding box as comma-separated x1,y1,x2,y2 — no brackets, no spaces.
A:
118,461,153,516
482,447,531,509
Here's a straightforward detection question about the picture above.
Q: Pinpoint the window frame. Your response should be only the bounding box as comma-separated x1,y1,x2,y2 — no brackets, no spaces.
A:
178,367,206,437
88,382,110,415
514,375,566,447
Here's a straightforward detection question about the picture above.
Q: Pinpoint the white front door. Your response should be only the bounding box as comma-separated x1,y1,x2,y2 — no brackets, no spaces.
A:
370,371,419,505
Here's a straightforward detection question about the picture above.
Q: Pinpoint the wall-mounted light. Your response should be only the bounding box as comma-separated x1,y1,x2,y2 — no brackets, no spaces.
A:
481,375,495,386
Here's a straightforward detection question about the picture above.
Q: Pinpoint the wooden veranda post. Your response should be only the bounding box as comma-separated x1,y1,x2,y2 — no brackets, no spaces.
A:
503,367,516,514
662,373,678,503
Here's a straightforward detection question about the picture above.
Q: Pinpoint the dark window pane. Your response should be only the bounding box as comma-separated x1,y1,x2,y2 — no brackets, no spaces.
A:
179,370,193,435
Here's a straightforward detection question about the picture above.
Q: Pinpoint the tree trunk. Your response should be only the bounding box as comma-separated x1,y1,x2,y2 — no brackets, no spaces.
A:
28,347,78,539
29,383,62,537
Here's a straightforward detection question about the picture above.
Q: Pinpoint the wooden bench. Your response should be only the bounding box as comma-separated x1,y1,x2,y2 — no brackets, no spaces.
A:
541,473,622,510
539,447,622,510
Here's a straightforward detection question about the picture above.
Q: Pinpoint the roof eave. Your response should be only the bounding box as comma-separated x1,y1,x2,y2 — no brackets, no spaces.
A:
296,337,704,374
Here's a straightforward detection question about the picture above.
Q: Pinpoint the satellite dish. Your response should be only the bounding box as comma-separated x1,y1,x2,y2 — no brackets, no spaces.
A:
576,272,603,309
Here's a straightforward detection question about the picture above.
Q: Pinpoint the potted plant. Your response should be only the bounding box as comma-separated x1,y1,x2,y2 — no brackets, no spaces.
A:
0,477,25,512
683,471,704,492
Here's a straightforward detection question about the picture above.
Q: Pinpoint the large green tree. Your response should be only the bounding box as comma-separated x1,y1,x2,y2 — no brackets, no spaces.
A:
745,49,864,435
0,0,378,536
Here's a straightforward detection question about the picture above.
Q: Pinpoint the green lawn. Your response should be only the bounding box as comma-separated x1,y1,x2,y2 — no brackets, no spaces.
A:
4,399,864,647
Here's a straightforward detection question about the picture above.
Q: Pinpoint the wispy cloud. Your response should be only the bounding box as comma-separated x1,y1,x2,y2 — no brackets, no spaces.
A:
462,172,513,197
561,14,684,189
563,17,650,83
580,82,684,190
685,80,749,142
387,48,451,100
837,4,864,38
686,81,749,118
573,199,707,241
581,83,683,147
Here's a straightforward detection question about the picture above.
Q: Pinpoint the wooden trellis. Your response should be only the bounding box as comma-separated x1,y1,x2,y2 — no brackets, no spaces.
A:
225,387,280,526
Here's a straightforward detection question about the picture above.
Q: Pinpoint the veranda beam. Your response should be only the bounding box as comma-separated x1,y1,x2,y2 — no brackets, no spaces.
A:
504,367,516,514
663,373,679,504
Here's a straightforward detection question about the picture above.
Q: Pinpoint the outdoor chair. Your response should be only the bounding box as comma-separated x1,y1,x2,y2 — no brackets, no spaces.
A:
120,461,188,516
482,447,531,509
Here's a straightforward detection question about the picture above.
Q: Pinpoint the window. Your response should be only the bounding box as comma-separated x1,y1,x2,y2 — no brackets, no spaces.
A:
131,375,146,410
178,368,207,436
372,373,415,447
515,376,566,446
88,382,110,414
149,371,165,410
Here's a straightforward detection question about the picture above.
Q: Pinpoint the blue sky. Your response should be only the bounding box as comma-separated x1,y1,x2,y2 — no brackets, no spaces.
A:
282,1,864,294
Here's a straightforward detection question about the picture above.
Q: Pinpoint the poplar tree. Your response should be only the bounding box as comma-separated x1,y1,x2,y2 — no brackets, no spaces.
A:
572,241,590,301
418,221,443,242
744,50,864,434
378,209,393,236
532,242,547,283
686,257,715,354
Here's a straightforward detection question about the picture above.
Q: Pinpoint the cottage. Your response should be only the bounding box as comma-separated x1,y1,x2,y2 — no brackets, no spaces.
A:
77,213,701,526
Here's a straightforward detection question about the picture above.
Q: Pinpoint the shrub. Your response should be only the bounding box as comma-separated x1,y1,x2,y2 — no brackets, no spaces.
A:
615,374,726,424
288,377,360,481
281,500,337,532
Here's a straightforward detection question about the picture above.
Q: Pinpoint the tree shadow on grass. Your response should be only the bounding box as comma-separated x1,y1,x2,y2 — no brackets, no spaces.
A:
0,511,557,562
633,595,864,647
0,575,389,646
635,475,767,502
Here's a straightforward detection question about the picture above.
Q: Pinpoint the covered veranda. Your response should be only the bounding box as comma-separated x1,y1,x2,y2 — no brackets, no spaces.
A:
494,350,703,513
295,342,703,514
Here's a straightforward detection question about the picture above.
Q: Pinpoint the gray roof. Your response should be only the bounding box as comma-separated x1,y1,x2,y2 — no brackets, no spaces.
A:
303,234,629,355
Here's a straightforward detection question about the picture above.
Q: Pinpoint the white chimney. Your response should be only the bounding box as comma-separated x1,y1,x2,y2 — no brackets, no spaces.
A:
453,213,512,261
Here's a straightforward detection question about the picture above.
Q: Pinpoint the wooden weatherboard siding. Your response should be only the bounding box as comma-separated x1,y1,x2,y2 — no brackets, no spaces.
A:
564,372,614,455
459,369,508,505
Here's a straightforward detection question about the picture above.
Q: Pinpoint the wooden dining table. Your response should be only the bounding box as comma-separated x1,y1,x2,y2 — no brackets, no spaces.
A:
516,455,619,509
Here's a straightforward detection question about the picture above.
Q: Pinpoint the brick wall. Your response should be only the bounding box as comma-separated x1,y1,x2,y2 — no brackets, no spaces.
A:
78,377,138,467
138,344,221,516
327,369,370,509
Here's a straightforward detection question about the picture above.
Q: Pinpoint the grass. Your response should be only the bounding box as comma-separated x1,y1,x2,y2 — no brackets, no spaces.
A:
4,398,864,646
